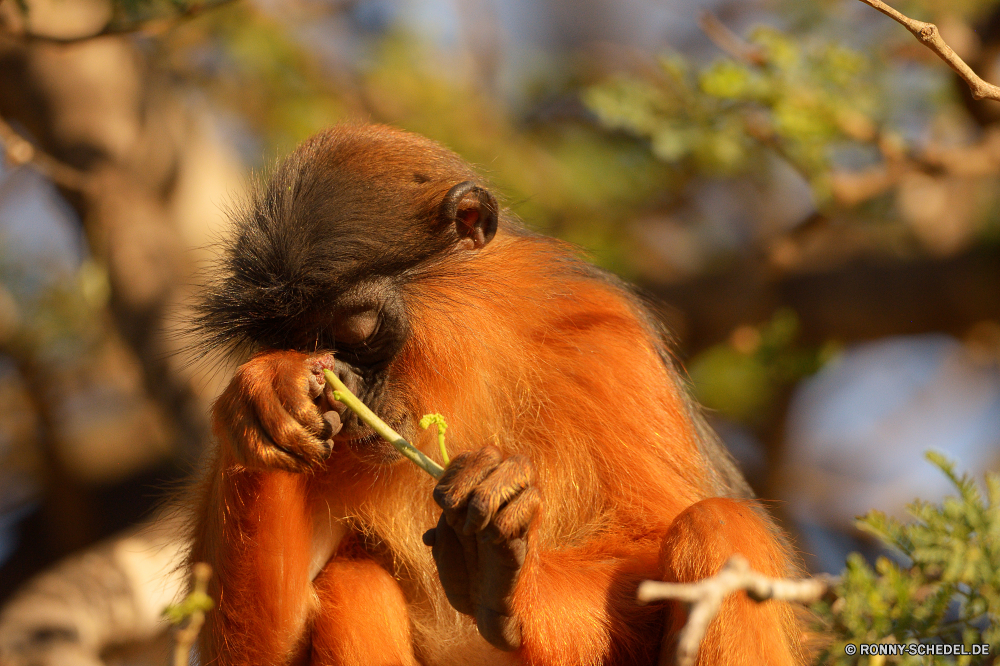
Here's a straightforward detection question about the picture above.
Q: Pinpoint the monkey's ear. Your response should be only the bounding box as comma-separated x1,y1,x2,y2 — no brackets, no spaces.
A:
441,181,498,250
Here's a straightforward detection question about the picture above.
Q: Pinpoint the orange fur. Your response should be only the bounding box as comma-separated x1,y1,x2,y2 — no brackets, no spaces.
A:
311,558,419,666
190,125,803,666
660,499,805,666
191,458,315,664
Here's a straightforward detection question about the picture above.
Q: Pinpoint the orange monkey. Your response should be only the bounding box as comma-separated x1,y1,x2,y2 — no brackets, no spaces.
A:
189,124,804,666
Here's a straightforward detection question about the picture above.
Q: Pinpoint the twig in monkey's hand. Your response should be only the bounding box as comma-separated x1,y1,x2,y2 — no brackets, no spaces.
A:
163,562,214,666
637,555,836,666
323,369,446,478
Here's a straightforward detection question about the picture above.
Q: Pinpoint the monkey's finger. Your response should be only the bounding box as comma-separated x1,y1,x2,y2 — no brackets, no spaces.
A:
433,446,503,515
253,398,332,467
258,433,323,473
305,353,336,398
274,362,332,440
249,365,332,462
470,507,535,652
475,605,521,652
234,352,330,452
491,486,541,542
218,404,318,473
243,417,314,472
464,455,534,535
429,512,475,616
215,392,285,468
322,410,343,438
306,368,325,399
474,527,526,651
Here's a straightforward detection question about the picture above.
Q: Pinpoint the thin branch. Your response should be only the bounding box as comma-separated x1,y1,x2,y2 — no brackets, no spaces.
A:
830,126,1000,206
172,563,212,666
698,12,766,66
638,555,836,666
0,0,239,45
829,165,898,206
856,0,1000,101
0,115,90,192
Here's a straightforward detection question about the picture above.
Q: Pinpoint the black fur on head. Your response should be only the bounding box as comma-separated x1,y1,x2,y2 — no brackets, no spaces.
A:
191,125,498,362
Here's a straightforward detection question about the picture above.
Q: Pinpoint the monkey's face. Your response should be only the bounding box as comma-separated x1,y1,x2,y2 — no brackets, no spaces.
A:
194,125,498,464
294,281,412,459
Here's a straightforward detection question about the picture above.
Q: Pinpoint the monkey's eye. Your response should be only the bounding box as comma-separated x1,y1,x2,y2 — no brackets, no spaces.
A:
331,309,380,347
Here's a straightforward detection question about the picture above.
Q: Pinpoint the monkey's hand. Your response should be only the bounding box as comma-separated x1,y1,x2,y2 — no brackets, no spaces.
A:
213,350,341,473
422,446,541,651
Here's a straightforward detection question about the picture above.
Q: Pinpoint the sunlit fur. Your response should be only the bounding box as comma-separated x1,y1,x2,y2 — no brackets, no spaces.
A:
189,124,804,666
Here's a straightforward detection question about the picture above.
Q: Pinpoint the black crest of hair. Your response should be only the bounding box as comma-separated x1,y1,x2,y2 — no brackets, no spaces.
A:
191,125,485,360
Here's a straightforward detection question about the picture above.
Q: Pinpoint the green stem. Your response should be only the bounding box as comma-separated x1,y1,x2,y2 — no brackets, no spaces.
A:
323,369,445,479
437,429,450,466
419,413,450,466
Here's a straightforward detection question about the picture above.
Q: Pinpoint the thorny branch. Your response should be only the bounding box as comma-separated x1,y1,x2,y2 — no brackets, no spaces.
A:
638,555,837,666
856,0,1000,101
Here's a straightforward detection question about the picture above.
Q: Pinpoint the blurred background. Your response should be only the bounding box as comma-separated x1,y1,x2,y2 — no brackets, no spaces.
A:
0,0,998,637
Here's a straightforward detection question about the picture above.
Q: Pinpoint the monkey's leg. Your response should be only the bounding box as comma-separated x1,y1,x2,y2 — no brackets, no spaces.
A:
193,466,315,666
660,498,804,666
310,558,419,666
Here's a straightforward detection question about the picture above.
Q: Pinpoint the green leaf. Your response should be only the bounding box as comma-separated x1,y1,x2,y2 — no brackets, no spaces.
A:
699,61,755,99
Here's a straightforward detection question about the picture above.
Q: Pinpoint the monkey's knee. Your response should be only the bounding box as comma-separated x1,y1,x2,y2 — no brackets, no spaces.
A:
661,497,792,583
659,498,804,666
311,559,418,666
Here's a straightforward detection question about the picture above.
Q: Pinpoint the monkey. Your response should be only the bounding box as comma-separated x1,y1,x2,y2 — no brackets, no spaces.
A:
188,124,805,666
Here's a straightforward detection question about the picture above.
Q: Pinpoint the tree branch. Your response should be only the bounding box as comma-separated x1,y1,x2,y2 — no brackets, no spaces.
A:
0,0,239,45
638,555,836,666
698,12,766,66
0,115,90,192
856,0,1000,101
172,563,212,666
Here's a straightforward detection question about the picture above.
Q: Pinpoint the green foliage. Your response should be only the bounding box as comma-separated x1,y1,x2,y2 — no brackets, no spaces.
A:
687,309,838,425
148,0,1000,271
161,3,350,155
161,589,213,625
0,255,109,363
352,34,674,274
109,0,186,25
585,26,878,203
812,453,1000,664
161,17,674,274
